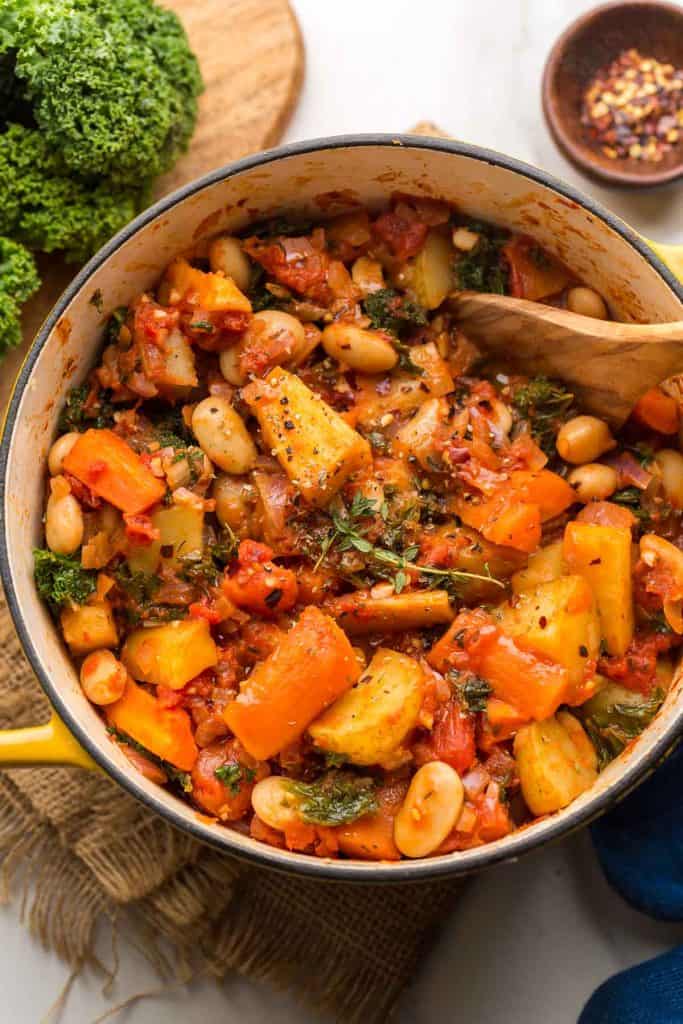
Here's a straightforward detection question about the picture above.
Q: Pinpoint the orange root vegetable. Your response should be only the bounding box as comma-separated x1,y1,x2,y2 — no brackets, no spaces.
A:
223,606,360,760
457,469,575,553
121,618,218,691
164,258,252,313
632,386,679,435
428,610,571,721
563,521,634,656
106,678,198,771
335,781,407,861
63,429,166,514
484,698,531,741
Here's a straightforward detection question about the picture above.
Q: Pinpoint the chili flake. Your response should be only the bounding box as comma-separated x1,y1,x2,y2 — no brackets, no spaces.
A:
581,48,683,162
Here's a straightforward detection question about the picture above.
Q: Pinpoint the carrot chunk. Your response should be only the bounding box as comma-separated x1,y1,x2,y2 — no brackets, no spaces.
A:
64,429,165,514
223,606,360,760
632,386,679,435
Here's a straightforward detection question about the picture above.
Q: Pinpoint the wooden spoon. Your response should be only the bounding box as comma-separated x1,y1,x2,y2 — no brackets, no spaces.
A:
449,291,683,427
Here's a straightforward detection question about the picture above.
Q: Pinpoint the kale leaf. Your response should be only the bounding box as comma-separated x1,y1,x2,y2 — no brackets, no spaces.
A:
512,376,574,457
33,548,96,609
287,771,378,826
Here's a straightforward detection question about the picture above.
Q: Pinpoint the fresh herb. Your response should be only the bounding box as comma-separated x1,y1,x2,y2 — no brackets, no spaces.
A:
188,319,214,333
512,376,574,457
394,339,425,377
251,286,282,312
114,564,160,606
453,220,509,293
89,288,104,313
315,495,504,595
33,549,97,610
105,306,128,345
612,487,650,525
209,525,240,565
58,382,116,433
582,689,664,770
249,215,314,238
449,671,492,712
148,406,193,450
287,771,378,826
365,430,391,454
107,726,193,792
179,552,222,588
215,762,256,794
363,288,427,337
626,442,655,467
322,751,348,769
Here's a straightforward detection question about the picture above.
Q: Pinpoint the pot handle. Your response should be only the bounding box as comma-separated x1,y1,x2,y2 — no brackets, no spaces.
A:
646,240,683,283
0,711,98,770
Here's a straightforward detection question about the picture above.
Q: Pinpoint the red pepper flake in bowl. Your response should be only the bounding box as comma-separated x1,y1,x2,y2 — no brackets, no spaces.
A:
581,48,683,162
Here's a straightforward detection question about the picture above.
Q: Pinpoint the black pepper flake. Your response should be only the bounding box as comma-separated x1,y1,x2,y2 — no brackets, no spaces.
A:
589,557,602,566
284,420,295,430
264,587,283,608
160,544,174,558
579,644,589,658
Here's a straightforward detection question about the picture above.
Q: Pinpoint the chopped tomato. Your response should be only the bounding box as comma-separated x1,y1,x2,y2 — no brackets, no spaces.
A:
598,630,679,694
373,209,428,261
632,387,679,435
243,235,331,303
417,698,477,775
222,539,298,616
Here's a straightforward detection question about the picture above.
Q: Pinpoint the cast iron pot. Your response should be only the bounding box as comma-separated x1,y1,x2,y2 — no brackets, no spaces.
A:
2,135,683,882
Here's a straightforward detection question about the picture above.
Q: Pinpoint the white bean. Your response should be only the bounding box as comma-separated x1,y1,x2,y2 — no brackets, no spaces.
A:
567,463,618,502
556,416,615,464
212,474,256,534
48,432,80,476
219,344,246,386
452,227,480,252
322,322,398,374
191,397,256,475
80,649,128,706
251,776,302,832
566,287,608,320
655,448,683,508
208,235,252,292
45,480,84,555
394,761,464,858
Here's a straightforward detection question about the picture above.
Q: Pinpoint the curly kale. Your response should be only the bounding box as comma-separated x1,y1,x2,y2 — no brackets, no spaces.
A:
287,772,378,827
58,381,116,433
453,219,510,293
512,376,574,457
33,549,97,610
363,288,427,336
3,0,203,188
0,234,39,352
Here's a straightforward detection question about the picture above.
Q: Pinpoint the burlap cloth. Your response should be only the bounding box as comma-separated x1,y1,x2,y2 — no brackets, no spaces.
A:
0,591,461,1023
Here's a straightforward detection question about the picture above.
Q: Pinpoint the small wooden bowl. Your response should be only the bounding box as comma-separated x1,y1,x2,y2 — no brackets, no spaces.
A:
542,1,683,188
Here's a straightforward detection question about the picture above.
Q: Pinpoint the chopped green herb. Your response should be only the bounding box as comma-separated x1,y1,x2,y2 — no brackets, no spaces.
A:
215,762,256,794
33,549,97,610
107,726,193,792
581,687,664,770
512,376,574,457
58,383,116,433
453,220,509,293
363,288,427,337
449,671,493,712
287,771,378,826
89,288,104,313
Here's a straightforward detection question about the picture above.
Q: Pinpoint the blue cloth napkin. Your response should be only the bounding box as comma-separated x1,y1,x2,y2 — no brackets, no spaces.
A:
579,743,683,1023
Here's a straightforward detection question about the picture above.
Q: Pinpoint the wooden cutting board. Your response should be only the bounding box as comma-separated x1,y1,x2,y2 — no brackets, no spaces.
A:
7,0,304,403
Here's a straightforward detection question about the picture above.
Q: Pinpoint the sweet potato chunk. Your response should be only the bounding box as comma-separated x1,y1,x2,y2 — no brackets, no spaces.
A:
164,258,252,313
223,607,360,759
106,678,198,771
64,429,166,514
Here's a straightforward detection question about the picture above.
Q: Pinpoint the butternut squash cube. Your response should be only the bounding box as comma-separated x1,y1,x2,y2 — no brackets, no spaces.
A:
563,521,634,657
164,258,252,313
61,601,118,656
121,618,218,690
243,368,371,507
353,342,454,428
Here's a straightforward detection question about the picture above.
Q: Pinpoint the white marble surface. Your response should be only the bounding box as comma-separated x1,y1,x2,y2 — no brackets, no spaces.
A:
3,0,683,1021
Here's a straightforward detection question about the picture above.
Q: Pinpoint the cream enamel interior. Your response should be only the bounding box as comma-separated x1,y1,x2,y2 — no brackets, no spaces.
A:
4,140,683,878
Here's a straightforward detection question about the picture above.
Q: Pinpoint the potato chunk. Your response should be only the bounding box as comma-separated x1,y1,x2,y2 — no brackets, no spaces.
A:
164,258,252,313
511,540,565,595
243,368,371,507
496,575,600,694
127,504,204,576
563,522,634,656
514,711,598,815
61,601,118,656
121,618,218,690
308,648,423,765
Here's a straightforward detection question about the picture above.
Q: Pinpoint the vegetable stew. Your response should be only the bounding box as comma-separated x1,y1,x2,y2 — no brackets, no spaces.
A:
35,196,683,860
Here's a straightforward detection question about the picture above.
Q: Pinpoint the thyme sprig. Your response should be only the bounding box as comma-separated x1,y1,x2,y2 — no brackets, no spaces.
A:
314,494,504,595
